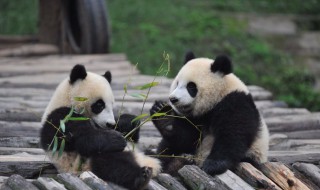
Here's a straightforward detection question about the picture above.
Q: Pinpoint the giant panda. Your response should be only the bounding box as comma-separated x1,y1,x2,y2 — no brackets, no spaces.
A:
150,52,269,176
40,64,161,190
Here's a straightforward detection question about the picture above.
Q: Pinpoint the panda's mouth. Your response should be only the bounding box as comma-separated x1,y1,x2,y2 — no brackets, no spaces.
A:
174,104,193,115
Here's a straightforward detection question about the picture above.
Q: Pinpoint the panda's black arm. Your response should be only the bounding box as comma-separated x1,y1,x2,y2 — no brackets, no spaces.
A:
74,129,126,157
114,113,140,143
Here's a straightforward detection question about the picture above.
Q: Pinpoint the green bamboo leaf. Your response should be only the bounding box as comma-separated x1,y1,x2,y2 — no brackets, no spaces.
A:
74,97,88,102
151,112,166,117
60,120,65,133
134,82,159,90
52,136,58,156
131,113,148,124
58,139,65,157
68,117,90,121
63,107,74,122
130,93,147,99
124,84,128,93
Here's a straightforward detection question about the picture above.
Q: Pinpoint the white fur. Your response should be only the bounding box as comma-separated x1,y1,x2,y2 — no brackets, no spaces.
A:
125,144,162,177
170,57,268,164
41,72,115,127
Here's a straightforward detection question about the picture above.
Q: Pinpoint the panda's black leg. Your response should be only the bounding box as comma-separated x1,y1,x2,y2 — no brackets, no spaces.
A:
74,129,126,157
114,113,140,143
150,101,175,137
91,152,152,190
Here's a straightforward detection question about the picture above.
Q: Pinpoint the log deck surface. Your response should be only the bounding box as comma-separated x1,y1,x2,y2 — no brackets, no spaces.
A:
0,54,319,190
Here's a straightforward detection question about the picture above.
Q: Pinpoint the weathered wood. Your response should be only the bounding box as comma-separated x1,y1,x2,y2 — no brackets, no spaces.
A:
147,180,167,190
268,151,320,164
0,121,42,137
255,100,288,110
0,44,58,57
261,107,310,118
270,139,320,151
260,162,310,190
5,174,38,190
215,170,254,190
178,165,228,190
250,90,273,100
0,112,41,122
156,173,187,190
33,177,67,190
235,162,281,190
0,184,12,190
281,130,320,139
79,171,114,190
265,113,320,132
293,163,320,187
0,137,40,148
56,173,91,190
0,147,44,155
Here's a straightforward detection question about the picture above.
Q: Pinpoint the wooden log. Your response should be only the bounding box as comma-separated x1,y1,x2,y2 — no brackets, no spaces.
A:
156,173,187,190
293,163,320,187
0,137,40,148
5,174,38,190
251,90,273,100
0,121,42,137
147,180,167,190
0,184,12,190
56,173,91,190
280,130,320,139
269,139,320,151
255,101,288,110
79,171,114,190
0,147,44,155
0,44,59,57
265,113,320,132
268,151,320,165
261,107,310,118
235,162,281,190
0,112,41,122
260,162,310,190
178,165,228,190
33,177,67,190
215,170,254,190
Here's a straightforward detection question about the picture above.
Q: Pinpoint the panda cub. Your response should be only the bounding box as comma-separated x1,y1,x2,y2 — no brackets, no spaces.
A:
150,52,269,175
41,64,161,190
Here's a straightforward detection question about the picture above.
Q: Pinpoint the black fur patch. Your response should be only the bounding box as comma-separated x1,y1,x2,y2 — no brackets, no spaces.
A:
187,82,198,97
91,99,105,114
70,64,87,84
103,71,112,83
184,51,196,64
211,55,232,75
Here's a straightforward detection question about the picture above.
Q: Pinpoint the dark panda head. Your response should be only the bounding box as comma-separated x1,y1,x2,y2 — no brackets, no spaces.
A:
168,52,248,117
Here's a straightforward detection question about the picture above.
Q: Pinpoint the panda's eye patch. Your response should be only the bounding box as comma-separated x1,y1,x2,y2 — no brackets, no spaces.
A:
187,82,197,97
91,99,105,114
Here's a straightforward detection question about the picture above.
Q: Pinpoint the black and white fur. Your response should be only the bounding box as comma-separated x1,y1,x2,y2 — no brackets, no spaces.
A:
41,64,161,190
150,52,269,176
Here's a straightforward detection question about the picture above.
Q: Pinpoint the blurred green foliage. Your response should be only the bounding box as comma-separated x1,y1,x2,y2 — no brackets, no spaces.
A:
1,0,320,111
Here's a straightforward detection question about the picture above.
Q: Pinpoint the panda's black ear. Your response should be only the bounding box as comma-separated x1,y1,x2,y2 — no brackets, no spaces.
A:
70,64,87,84
211,55,232,75
184,51,196,64
103,71,112,83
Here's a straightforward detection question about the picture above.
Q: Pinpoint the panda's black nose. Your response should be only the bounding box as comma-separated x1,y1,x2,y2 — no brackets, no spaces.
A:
169,97,179,104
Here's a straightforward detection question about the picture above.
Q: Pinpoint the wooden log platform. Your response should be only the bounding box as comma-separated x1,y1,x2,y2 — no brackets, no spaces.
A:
0,53,319,189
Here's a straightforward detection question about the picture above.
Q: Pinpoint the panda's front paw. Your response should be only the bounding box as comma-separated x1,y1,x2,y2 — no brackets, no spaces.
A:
116,113,140,142
201,159,231,176
150,101,174,136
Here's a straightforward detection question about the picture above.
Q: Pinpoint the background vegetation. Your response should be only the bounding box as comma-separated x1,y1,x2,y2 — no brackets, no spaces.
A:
1,0,320,110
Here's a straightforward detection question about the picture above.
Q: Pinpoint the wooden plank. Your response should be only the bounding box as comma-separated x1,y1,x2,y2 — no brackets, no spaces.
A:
270,139,320,151
255,101,288,110
147,180,167,190
268,151,320,165
0,44,58,57
215,170,254,190
260,162,310,190
178,165,228,190
235,162,281,190
261,107,310,118
79,171,115,190
251,90,272,100
156,173,187,190
33,177,67,190
265,113,320,132
5,174,38,190
0,111,42,122
0,121,41,137
0,147,44,155
279,130,320,139
56,173,91,190
293,163,320,187
0,137,40,148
